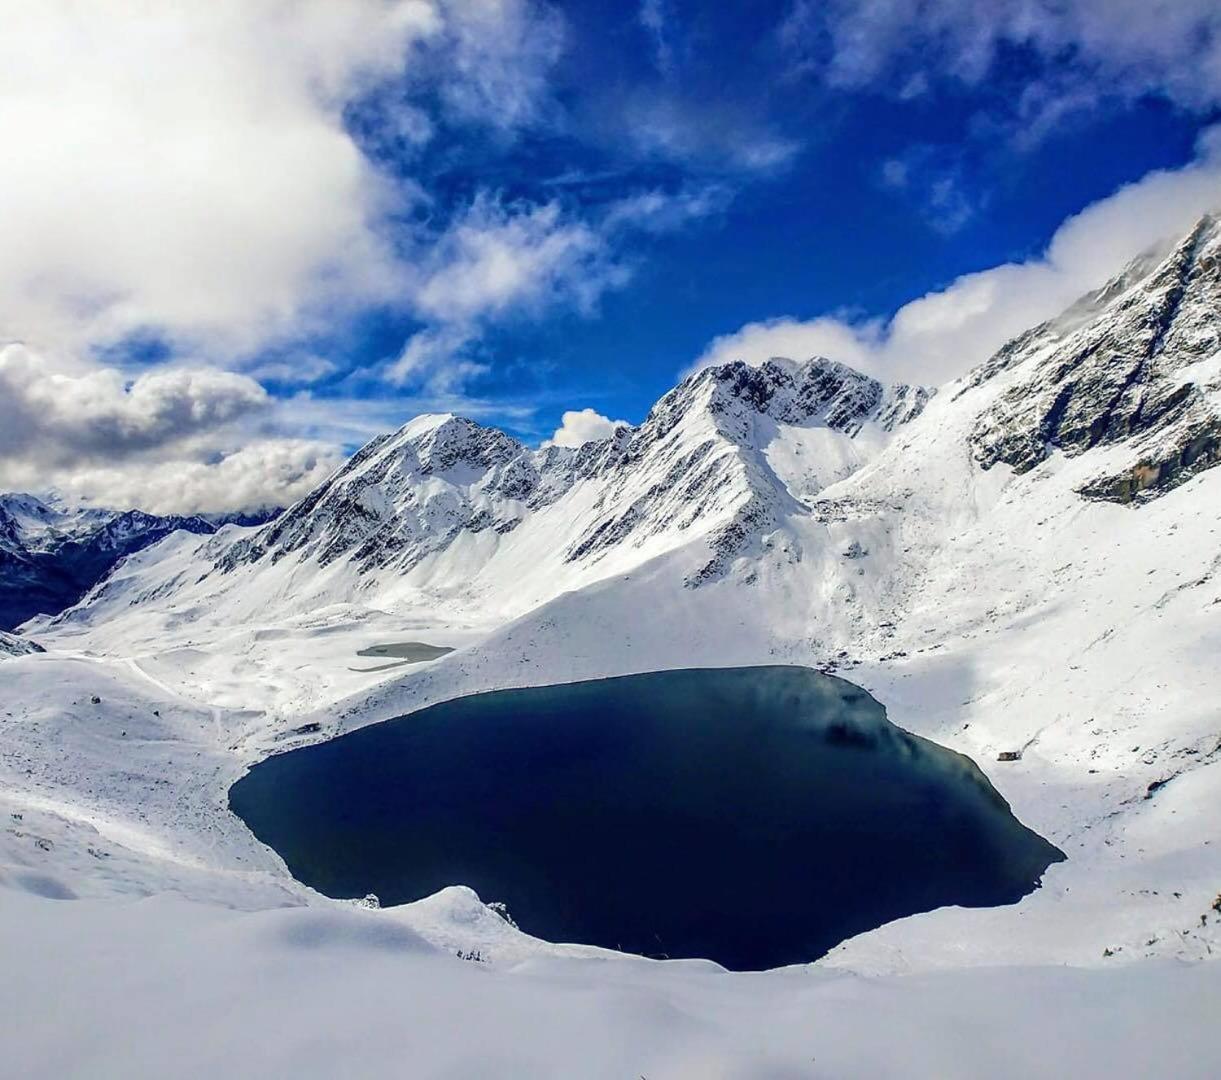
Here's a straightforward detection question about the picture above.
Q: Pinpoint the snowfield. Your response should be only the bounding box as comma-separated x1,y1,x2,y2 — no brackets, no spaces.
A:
3,217,1221,1076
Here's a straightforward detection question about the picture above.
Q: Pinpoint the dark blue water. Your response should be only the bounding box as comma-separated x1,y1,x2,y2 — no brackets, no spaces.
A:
230,666,1064,970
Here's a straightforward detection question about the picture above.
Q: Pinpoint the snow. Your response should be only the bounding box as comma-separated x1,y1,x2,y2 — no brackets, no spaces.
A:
3,218,1221,1074
2,880,1219,1079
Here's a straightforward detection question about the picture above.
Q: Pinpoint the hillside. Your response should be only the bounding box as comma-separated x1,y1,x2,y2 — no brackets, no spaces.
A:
0,494,279,630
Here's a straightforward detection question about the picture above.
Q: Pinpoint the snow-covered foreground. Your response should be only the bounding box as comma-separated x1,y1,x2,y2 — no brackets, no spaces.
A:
3,882,1220,1080
3,218,1221,1074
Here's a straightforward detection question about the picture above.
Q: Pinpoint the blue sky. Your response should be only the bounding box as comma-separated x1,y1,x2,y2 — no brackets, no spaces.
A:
2,1,1221,511
258,0,1220,441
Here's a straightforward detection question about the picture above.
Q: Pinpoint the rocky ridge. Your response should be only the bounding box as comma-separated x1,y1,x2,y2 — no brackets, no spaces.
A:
970,214,1221,503
209,357,931,593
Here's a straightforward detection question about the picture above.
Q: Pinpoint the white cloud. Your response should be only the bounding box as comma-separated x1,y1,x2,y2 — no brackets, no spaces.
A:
413,197,619,324
244,355,340,388
42,441,342,518
435,0,565,129
0,346,269,464
542,409,630,448
0,344,340,514
693,127,1221,386
878,146,977,234
786,0,1221,118
0,1,579,361
389,182,733,397
602,184,733,233
0,1,444,355
387,195,634,390
619,94,800,174
638,0,676,75
387,326,488,391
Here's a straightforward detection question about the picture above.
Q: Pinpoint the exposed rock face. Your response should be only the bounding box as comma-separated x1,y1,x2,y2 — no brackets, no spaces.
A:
0,628,43,658
971,214,1221,503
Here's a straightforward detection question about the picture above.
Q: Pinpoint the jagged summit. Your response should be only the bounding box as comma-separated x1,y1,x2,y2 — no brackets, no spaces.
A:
646,356,932,441
207,355,930,591
969,212,1221,502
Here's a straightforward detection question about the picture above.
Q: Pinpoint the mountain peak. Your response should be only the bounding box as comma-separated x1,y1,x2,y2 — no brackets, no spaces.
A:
671,355,931,439
396,412,458,438
969,211,1221,502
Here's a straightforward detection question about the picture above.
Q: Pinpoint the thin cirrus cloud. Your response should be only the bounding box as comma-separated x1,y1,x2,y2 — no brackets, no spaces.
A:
693,126,1221,387
783,0,1221,140
388,196,626,394
879,146,978,236
387,185,730,395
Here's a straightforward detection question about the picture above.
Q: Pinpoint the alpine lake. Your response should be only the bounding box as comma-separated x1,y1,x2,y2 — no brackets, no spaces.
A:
230,665,1064,970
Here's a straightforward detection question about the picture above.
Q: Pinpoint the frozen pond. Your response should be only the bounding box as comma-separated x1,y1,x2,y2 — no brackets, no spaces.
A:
349,641,454,672
355,642,454,661
230,666,1064,970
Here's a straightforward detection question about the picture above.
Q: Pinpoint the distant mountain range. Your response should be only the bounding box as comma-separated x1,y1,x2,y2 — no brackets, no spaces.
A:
0,494,279,630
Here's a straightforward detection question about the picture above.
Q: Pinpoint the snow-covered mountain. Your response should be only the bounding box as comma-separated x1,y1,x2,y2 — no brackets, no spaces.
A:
45,216,1221,683
970,213,1221,502
57,356,931,630
0,493,279,630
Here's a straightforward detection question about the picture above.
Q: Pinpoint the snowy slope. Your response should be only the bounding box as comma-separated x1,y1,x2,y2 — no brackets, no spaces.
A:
3,215,1221,1076
0,493,279,630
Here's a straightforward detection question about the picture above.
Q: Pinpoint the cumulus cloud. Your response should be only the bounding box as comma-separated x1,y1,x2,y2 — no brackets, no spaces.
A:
694,127,1221,386
0,346,269,464
0,344,339,513
542,409,630,448
39,441,342,519
0,1,442,354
